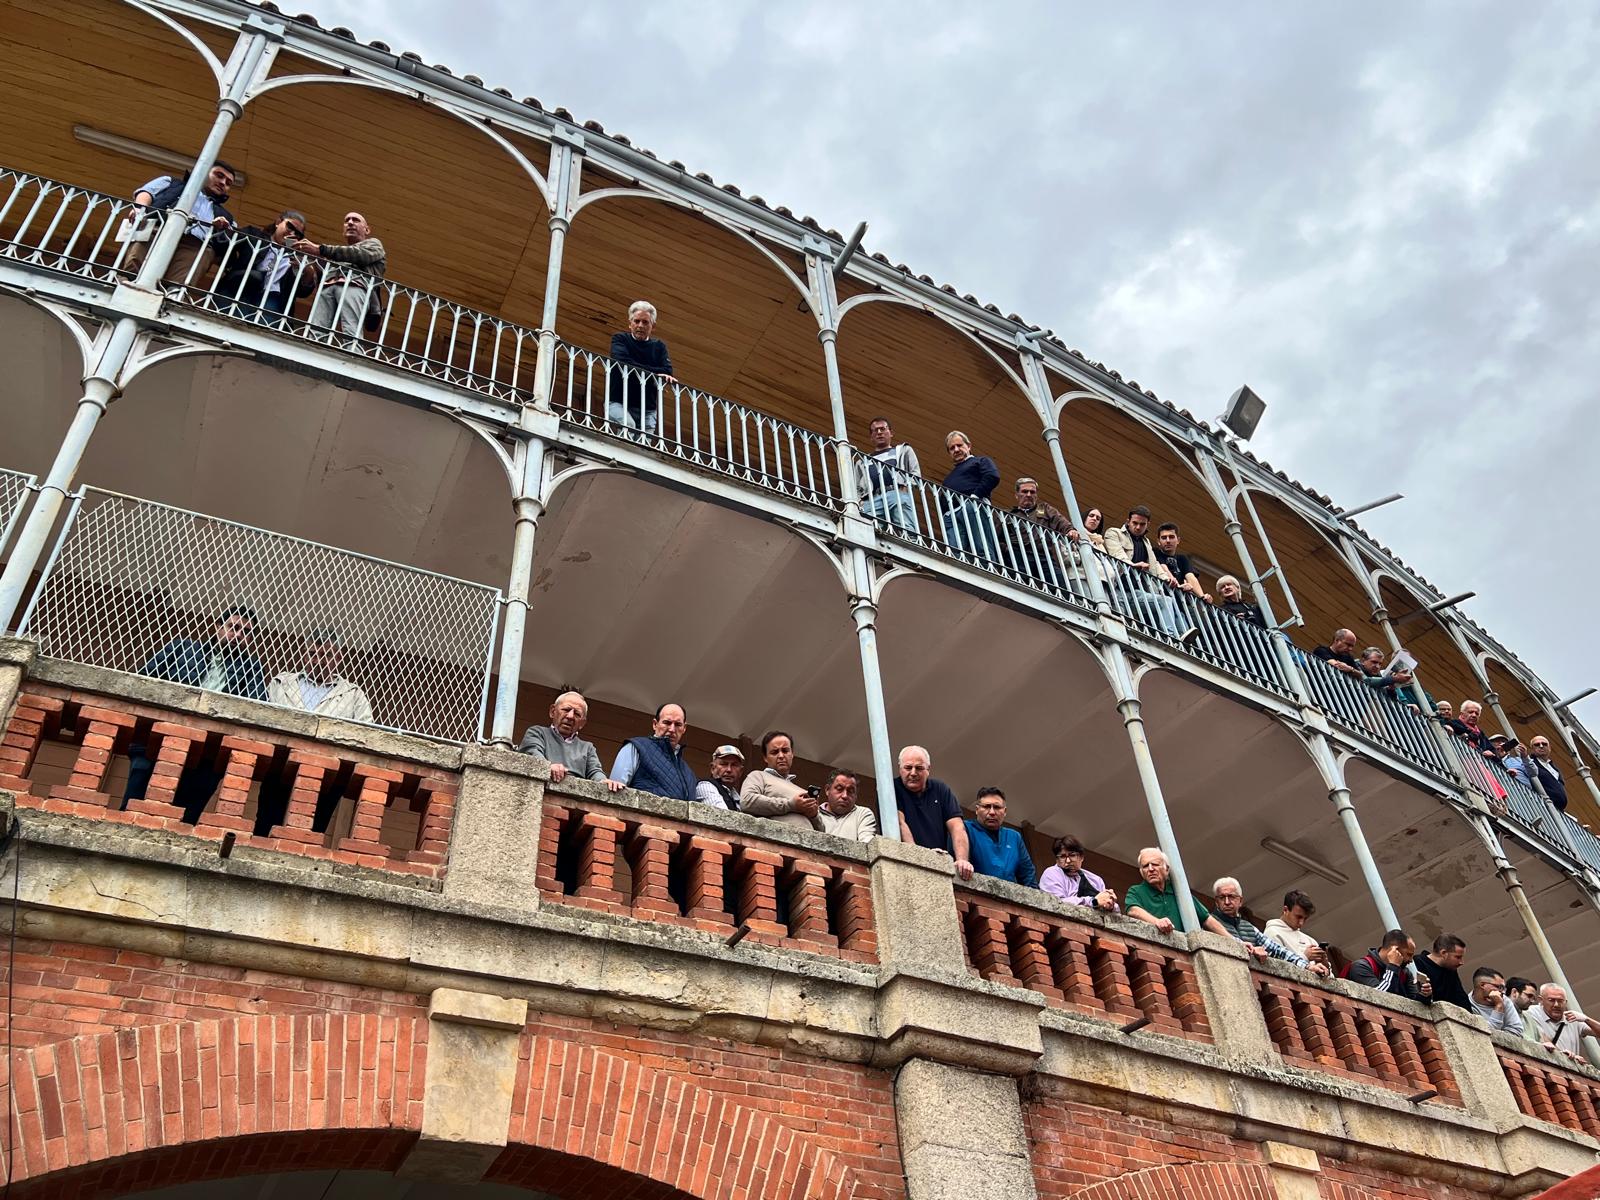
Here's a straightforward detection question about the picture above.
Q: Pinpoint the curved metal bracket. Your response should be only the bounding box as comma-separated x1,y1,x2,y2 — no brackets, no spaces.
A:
836,292,1032,406
124,0,227,87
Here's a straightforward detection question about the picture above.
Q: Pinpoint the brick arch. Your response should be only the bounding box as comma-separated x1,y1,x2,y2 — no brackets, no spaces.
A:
1069,1161,1279,1199
0,1013,429,1198
486,1034,861,1200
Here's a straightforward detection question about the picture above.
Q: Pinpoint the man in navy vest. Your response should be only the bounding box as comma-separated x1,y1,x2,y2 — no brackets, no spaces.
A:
128,160,237,285
608,701,698,802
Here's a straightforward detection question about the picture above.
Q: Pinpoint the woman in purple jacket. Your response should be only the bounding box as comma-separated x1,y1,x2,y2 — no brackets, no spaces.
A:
1039,836,1119,912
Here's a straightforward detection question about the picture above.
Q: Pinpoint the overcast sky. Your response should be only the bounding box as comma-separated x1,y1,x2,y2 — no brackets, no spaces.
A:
312,1,1600,710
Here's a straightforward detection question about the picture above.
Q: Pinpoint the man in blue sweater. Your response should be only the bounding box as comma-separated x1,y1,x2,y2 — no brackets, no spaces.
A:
963,788,1037,887
940,430,1001,562
608,300,678,434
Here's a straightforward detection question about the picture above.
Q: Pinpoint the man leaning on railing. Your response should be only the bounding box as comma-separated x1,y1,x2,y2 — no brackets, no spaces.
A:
608,300,677,435
124,160,237,284
212,210,320,318
294,211,386,338
1211,878,1329,976
1124,848,1230,936
855,416,920,532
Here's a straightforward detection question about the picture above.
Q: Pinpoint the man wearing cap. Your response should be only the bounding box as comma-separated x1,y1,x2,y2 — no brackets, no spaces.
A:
269,629,375,724
609,703,698,802
518,690,623,792
740,730,823,832
696,744,746,810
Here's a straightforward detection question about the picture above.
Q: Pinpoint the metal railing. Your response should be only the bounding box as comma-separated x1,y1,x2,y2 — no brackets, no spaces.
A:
856,457,1096,608
171,224,541,406
1299,655,1453,776
0,170,147,282
1445,736,1600,873
553,340,843,508
1100,553,1298,696
0,467,35,561
16,488,501,744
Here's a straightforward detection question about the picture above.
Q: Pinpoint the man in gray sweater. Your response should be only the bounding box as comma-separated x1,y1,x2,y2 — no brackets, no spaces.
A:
518,691,622,791
294,211,386,336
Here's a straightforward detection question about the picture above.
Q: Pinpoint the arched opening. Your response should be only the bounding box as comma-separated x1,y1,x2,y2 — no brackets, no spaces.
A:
1237,490,1376,658
510,470,869,790
0,294,92,477
556,195,833,436
224,81,551,319
835,300,1044,500
1057,397,1250,590
1481,654,1592,823
1374,574,1482,718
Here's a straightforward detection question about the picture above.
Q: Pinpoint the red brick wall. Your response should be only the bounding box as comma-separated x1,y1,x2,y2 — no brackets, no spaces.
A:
0,940,905,1198
1025,1093,1498,1200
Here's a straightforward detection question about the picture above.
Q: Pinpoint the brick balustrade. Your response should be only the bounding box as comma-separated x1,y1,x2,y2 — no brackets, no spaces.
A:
1255,971,1462,1103
535,795,878,965
0,684,457,880
1499,1045,1600,1138
954,890,1212,1042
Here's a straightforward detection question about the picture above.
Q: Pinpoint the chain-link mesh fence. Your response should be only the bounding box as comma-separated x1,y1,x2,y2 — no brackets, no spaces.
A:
0,467,34,561
18,488,500,743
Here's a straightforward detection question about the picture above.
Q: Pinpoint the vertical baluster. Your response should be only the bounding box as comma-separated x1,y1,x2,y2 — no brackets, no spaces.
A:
626,824,680,918
1258,981,1309,1060
1127,948,1180,1033
1323,1000,1369,1074
468,313,485,384
962,902,1019,986
575,810,626,905
534,804,569,897
732,846,786,939
1047,924,1101,1012
1088,935,1140,1020
59,194,96,263
1355,1010,1401,1083
1006,918,1063,1001
1385,1019,1430,1091
47,705,137,805
683,834,734,932
784,859,838,949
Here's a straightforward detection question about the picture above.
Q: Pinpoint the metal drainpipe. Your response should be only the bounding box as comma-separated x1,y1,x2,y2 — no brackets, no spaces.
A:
489,436,545,745
1469,812,1600,1069
849,582,899,842
1100,645,1201,933
531,134,581,412
1306,736,1401,931
1018,350,1110,614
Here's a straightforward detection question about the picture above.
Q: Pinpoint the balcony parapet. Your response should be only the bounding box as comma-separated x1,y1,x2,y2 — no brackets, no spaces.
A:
1497,1036,1600,1141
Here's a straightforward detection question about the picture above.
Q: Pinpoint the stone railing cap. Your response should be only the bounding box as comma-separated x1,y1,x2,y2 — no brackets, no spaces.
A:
1251,955,1437,1020
867,835,953,874
956,871,1192,952
0,634,38,668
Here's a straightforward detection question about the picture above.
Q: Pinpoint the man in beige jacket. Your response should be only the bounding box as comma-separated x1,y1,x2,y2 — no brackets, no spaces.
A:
739,730,822,832
268,630,375,724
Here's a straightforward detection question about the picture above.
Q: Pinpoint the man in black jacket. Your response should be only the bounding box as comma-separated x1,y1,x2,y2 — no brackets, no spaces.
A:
608,300,677,435
212,210,319,319
1413,933,1472,1010
1347,930,1432,1001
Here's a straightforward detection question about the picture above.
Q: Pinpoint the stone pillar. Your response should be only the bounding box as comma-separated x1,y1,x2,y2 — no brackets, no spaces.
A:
1188,932,1276,1064
1427,1004,1523,1125
869,837,964,972
0,637,37,729
1261,1141,1323,1200
397,987,528,1183
895,1059,1038,1199
440,744,546,913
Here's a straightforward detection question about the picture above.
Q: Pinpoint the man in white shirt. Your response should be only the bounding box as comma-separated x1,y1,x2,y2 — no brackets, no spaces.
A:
268,630,374,724
1261,889,1330,966
855,416,921,533
1528,983,1600,1061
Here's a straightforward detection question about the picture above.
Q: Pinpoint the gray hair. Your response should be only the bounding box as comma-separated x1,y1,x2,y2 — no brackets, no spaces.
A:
945,430,971,449
1216,574,1241,591
1014,477,1038,490
1212,876,1242,896
1137,847,1168,867
1539,982,1566,999
897,744,931,769
1361,646,1385,661
628,300,658,321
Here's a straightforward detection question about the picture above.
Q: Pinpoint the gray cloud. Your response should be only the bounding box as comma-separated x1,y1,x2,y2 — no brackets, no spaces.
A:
311,0,1600,713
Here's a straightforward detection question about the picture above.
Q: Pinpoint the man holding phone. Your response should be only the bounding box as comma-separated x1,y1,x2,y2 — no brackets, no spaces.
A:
739,730,823,831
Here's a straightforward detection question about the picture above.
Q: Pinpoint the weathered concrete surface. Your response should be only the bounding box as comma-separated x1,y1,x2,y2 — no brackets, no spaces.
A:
442,744,546,912
895,1059,1038,1200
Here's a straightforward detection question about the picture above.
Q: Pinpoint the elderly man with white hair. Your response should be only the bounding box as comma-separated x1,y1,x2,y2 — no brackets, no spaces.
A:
1210,877,1329,975
608,299,678,434
893,744,972,879
1528,983,1600,1061
1124,848,1230,936
518,690,624,792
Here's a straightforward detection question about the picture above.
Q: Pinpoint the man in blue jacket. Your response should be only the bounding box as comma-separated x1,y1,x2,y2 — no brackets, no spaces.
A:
123,604,269,821
940,430,1001,562
608,300,678,435
964,787,1037,887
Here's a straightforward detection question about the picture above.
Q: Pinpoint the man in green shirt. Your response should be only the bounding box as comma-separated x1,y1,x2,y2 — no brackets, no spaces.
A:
1124,847,1231,936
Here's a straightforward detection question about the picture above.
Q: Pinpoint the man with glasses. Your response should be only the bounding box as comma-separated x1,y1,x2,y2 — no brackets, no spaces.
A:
894,744,972,878
1211,878,1329,975
294,212,387,338
124,604,268,822
855,416,920,533
212,210,320,319
1505,735,1569,811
